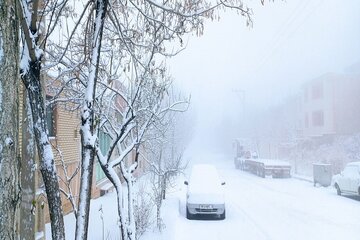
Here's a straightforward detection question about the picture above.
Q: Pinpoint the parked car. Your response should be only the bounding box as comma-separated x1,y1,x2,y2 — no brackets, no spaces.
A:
332,162,360,196
184,164,226,220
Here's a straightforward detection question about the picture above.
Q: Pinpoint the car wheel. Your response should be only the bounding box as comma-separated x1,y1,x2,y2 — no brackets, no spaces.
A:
220,210,226,220
335,184,341,196
186,207,193,220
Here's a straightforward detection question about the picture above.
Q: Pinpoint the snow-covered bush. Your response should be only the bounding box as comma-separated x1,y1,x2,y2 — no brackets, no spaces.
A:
288,133,360,176
133,181,154,240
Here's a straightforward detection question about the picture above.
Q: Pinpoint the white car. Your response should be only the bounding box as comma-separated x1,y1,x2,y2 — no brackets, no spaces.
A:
332,162,360,196
184,164,226,220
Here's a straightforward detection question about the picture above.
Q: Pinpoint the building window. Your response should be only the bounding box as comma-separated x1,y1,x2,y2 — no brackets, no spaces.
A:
96,131,111,182
304,87,308,103
95,162,106,183
99,131,111,155
312,110,324,127
46,96,56,137
312,82,323,99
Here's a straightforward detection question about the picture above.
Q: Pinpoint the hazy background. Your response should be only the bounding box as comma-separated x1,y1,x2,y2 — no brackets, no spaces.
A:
168,0,360,154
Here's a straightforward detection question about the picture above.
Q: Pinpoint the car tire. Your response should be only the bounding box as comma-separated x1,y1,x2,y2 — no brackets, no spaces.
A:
220,210,226,220
186,207,193,220
335,184,341,196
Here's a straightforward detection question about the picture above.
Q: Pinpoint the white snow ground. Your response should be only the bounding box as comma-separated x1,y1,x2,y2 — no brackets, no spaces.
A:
46,153,360,240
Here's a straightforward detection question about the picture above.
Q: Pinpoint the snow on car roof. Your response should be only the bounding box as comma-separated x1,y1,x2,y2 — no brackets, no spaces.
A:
347,161,360,167
189,164,222,193
255,158,291,167
312,163,332,166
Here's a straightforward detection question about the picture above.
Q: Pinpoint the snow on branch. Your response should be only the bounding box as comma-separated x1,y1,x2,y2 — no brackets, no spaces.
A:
52,142,79,217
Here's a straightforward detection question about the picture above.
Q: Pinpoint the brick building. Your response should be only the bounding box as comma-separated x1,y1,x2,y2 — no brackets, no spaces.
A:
19,88,115,239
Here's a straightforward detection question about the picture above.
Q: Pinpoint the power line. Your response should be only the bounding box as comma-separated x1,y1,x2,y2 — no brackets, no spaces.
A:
252,0,323,75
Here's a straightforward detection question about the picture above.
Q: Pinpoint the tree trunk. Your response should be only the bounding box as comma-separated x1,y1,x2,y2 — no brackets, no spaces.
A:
75,1,108,239
125,178,136,240
162,176,166,200
98,160,126,240
115,184,126,240
20,93,37,239
0,1,21,239
156,204,161,231
22,60,65,240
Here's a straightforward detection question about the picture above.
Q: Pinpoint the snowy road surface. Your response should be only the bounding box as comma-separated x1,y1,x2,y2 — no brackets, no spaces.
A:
47,153,360,240
165,153,360,240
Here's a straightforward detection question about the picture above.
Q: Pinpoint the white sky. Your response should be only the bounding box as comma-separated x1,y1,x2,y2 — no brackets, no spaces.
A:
168,0,360,149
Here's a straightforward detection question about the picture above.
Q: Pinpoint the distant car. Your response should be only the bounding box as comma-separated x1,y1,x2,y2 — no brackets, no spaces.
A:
184,164,226,220
332,162,360,196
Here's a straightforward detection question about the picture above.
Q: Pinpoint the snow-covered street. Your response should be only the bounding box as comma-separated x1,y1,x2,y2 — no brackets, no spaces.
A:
154,153,360,240
48,152,360,240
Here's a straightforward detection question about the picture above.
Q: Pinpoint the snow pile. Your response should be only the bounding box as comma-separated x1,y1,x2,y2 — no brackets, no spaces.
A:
46,191,120,240
288,133,360,176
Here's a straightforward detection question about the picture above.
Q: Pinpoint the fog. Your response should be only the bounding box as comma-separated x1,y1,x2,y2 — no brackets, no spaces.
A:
168,0,360,155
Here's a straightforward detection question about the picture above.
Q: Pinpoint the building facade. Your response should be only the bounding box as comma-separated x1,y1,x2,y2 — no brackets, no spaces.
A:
19,92,114,239
301,72,360,139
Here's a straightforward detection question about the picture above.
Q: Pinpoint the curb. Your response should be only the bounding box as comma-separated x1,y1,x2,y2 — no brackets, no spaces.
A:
292,175,313,183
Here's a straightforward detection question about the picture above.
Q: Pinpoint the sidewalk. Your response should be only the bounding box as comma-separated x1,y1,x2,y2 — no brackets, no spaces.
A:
292,173,313,183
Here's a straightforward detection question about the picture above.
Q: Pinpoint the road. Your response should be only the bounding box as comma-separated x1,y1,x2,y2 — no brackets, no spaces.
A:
170,153,360,240
48,152,360,240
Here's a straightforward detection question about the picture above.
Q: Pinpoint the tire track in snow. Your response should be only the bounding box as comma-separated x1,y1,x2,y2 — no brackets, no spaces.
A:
227,199,274,240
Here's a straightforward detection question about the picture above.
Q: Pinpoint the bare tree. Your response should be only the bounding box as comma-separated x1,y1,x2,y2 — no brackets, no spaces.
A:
55,1,252,239
17,0,67,238
133,181,154,240
74,0,109,239
147,142,185,231
95,69,180,240
144,108,187,231
16,1,255,239
0,1,21,239
92,3,245,237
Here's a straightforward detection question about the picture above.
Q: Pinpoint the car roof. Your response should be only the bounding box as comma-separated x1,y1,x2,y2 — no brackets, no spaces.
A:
347,161,360,167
